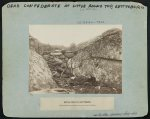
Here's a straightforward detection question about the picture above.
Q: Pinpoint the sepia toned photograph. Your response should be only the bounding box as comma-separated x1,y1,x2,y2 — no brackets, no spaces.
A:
29,25,122,94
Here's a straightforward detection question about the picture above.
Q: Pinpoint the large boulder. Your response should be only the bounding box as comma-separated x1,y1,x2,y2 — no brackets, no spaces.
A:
69,28,122,89
29,49,57,92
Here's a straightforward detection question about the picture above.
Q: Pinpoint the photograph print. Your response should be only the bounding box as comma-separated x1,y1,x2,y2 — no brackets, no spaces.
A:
29,25,122,94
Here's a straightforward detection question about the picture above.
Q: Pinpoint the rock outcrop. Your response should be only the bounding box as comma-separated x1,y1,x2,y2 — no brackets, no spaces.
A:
29,49,57,92
69,28,122,89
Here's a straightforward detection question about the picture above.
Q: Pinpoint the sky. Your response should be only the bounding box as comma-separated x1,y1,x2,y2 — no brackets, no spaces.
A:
29,25,122,47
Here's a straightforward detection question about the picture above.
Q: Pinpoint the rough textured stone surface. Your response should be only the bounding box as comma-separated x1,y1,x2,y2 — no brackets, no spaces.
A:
69,28,122,88
29,49,57,92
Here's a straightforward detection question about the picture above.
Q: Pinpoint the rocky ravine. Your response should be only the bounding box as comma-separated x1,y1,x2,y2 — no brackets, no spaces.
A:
69,28,122,92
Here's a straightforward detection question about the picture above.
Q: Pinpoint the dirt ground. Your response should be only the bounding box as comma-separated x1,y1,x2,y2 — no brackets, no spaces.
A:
53,76,122,94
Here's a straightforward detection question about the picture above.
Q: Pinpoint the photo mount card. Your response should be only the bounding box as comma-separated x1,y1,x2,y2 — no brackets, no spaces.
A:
2,2,148,118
